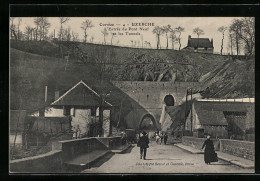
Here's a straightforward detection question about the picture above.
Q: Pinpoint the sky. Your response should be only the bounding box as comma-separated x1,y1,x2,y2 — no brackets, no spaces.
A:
12,17,245,54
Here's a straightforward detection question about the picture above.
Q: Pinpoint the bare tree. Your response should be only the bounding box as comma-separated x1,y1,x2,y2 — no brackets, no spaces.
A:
162,25,172,49
10,17,17,41
59,17,70,41
110,33,115,45
169,30,176,50
24,25,32,41
218,26,227,55
175,26,185,50
17,18,22,40
101,28,108,44
39,17,51,41
229,20,243,56
81,19,94,43
140,34,143,48
64,27,71,41
229,18,255,55
90,36,94,43
72,31,79,42
152,26,163,49
34,17,41,41
193,27,205,49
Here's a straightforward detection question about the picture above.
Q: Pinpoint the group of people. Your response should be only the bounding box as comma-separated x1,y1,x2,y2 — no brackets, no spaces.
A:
137,130,218,165
154,131,168,145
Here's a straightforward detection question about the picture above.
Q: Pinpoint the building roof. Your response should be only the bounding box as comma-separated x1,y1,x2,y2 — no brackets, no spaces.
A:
194,101,253,112
195,109,228,126
10,110,27,132
51,80,112,107
187,38,213,48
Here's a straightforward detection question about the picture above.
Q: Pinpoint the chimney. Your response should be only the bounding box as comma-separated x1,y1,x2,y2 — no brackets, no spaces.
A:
211,38,213,45
188,35,191,40
55,90,60,100
45,86,48,102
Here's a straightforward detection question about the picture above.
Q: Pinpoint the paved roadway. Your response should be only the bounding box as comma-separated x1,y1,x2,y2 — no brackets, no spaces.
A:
82,141,254,173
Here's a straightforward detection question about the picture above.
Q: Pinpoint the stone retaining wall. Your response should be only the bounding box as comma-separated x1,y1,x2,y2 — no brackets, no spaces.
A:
220,139,255,161
10,150,62,173
182,136,220,151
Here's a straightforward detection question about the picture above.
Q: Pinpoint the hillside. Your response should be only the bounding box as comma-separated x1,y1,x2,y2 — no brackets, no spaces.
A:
200,58,255,98
11,40,230,82
10,40,255,112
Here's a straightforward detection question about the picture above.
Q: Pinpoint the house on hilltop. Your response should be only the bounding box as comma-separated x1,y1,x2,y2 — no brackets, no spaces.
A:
182,35,214,54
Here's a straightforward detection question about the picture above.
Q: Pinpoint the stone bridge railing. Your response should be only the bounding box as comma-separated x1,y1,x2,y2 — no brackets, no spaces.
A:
10,136,122,173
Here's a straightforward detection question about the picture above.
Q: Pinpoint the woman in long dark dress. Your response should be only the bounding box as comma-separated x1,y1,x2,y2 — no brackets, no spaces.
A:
201,135,217,164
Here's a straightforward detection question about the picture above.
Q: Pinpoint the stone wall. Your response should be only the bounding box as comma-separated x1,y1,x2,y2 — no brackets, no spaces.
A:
112,81,201,130
52,137,108,162
182,136,220,151
10,150,62,173
220,139,255,161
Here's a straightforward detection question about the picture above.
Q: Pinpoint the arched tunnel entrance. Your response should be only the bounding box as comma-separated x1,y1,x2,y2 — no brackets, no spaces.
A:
139,114,158,132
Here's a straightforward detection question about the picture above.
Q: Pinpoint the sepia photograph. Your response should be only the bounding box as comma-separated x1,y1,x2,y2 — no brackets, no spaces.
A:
9,15,255,173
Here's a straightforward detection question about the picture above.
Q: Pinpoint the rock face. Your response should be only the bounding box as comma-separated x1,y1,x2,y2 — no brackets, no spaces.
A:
200,58,255,98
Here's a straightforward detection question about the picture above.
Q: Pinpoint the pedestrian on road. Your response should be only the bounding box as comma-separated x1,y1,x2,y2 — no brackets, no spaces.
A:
155,133,160,144
163,133,168,145
201,135,218,165
160,132,164,144
137,131,149,160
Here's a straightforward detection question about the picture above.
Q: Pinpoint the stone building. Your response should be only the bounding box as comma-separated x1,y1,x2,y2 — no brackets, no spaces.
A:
30,80,112,138
185,99,255,140
182,35,214,54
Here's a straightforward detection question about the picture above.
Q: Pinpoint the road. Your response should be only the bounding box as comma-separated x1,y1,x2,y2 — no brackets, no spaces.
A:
82,141,254,173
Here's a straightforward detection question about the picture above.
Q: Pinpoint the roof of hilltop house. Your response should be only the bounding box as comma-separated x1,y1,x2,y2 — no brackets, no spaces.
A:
185,36,213,48
51,80,112,107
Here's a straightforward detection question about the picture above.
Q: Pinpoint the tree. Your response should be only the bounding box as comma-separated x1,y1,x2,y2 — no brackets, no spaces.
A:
24,25,32,41
34,17,41,41
140,34,143,48
169,30,176,50
17,18,22,40
72,31,79,42
218,26,227,55
162,25,172,49
229,18,255,55
81,19,94,43
10,17,17,41
110,33,115,45
90,36,94,43
152,26,163,49
59,17,70,41
229,20,243,55
175,26,185,50
64,27,71,41
193,27,205,49
101,28,108,44
39,17,51,41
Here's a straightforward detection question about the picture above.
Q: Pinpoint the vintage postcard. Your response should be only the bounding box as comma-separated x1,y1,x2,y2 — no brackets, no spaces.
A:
9,16,255,173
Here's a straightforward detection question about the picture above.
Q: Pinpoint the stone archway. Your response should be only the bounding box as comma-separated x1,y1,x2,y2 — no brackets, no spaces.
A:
164,94,175,106
139,114,158,131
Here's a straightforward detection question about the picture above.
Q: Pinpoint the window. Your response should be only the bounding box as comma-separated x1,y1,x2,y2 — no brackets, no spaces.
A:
63,107,70,116
91,107,96,116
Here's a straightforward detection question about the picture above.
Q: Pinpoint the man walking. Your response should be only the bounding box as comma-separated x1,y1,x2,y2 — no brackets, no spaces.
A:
163,133,168,144
137,131,149,160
